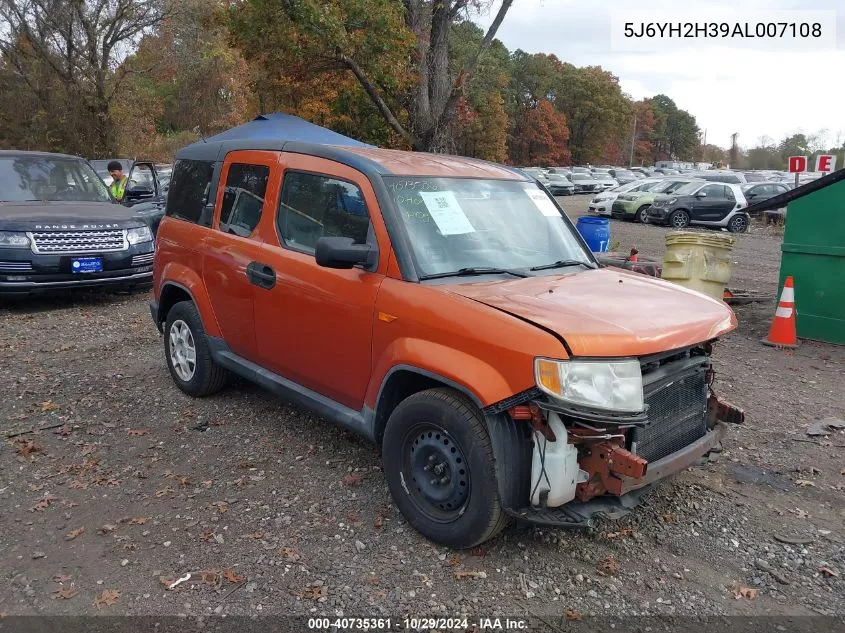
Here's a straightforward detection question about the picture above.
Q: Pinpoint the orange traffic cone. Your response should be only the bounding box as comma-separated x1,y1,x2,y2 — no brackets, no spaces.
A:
762,276,798,348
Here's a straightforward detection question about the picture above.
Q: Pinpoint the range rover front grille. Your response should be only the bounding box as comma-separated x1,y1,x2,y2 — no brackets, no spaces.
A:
631,348,709,463
29,230,127,254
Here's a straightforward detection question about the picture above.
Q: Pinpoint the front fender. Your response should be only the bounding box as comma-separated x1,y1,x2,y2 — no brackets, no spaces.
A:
366,337,530,409
158,262,222,338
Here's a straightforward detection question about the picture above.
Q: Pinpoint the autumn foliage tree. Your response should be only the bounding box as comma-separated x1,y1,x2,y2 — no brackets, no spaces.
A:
509,100,570,166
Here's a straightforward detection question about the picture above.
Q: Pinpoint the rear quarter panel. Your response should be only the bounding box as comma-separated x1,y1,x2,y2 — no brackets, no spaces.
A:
154,217,222,338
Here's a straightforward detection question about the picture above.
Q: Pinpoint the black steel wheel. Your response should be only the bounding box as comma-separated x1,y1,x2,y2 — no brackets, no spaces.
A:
382,388,509,548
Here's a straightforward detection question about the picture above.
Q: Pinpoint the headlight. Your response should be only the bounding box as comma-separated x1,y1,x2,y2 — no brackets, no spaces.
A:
535,358,644,413
664,197,678,205
0,231,30,248
126,226,152,245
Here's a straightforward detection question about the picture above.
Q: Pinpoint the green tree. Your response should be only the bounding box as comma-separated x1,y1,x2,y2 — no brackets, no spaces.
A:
229,0,515,152
650,94,700,161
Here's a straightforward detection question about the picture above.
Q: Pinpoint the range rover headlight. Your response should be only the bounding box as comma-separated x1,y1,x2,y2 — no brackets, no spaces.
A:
535,358,644,413
0,231,30,248
126,226,152,245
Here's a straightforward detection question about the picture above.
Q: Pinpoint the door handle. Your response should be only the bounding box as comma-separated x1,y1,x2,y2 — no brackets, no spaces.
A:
246,261,276,289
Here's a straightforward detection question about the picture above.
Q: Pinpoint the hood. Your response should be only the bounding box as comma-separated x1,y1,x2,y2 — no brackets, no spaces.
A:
0,201,146,231
440,268,736,357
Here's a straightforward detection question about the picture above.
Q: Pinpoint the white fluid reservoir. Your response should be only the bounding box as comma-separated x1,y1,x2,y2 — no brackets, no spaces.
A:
530,413,587,507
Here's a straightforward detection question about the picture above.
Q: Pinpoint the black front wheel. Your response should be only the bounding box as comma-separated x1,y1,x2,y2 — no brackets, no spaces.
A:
637,205,651,223
727,214,749,233
670,209,690,229
382,388,509,549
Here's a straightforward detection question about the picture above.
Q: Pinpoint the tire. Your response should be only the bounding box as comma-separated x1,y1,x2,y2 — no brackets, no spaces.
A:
381,388,509,549
670,209,690,229
636,205,651,223
163,301,229,397
727,214,749,233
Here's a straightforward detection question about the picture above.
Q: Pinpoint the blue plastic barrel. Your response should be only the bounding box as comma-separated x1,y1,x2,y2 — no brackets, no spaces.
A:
576,216,610,252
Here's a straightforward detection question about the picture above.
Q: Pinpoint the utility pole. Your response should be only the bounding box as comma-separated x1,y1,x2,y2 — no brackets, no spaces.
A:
729,132,739,169
629,112,637,167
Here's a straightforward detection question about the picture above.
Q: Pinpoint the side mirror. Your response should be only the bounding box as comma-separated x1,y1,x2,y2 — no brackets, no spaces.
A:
315,236,375,269
695,191,707,198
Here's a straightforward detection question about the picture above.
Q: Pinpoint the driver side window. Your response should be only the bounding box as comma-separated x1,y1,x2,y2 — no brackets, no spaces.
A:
698,184,725,198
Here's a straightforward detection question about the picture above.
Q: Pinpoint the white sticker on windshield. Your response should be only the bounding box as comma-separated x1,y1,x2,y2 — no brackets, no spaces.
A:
524,187,561,217
419,191,475,235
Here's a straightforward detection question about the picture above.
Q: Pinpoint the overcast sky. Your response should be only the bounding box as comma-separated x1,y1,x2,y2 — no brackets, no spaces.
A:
484,0,844,150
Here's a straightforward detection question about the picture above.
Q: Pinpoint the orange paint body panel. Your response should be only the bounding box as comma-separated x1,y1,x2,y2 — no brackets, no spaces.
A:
447,268,737,357
339,147,523,180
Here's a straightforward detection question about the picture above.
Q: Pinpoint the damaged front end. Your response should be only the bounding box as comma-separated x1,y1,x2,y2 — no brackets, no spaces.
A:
487,343,744,528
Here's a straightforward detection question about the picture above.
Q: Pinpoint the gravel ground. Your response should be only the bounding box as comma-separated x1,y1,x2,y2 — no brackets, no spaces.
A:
1,195,843,620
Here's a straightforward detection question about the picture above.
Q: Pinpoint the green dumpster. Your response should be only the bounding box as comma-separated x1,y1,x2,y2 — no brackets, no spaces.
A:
778,176,845,344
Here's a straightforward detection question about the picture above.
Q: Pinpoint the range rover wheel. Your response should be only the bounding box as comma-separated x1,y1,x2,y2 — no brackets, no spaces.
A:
637,205,651,223
727,215,749,233
164,301,229,397
381,388,509,549
670,209,690,229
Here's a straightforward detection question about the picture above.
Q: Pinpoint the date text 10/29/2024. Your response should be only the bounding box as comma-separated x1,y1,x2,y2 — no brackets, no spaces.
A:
307,617,528,630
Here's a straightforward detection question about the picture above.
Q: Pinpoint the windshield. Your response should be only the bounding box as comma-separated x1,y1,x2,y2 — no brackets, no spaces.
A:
650,179,689,193
671,181,705,195
0,157,112,203
615,170,634,178
594,174,615,181
570,174,593,182
385,177,592,277
547,174,570,182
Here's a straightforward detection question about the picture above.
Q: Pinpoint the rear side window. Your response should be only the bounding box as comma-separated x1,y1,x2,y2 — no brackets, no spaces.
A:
277,171,371,255
699,184,726,198
219,163,270,237
166,159,214,226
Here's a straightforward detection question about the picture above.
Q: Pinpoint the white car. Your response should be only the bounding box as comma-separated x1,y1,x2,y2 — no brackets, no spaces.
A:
589,178,664,216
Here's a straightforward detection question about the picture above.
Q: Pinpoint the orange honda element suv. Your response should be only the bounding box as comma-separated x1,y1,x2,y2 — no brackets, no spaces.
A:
151,130,743,548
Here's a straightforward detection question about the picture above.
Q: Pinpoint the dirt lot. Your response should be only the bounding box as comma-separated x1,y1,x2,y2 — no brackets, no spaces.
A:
1,195,843,620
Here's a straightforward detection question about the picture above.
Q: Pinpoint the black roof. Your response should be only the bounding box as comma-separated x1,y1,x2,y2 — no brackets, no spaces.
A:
745,169,845,214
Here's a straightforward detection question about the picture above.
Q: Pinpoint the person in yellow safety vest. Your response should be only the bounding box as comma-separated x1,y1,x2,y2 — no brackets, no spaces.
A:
108,161,129,202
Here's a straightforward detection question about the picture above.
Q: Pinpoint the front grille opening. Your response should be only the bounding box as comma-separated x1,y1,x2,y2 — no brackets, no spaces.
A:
30,230,127,254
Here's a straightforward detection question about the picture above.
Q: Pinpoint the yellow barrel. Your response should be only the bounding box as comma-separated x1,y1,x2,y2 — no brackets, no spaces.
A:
661,232,736,301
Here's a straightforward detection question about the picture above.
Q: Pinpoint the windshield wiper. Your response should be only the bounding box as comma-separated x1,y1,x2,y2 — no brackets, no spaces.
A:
420,266,529,280
529,259,596,271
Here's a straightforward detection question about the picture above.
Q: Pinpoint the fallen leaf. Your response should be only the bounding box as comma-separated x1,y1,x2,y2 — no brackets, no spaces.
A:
447,556,463,567
661,513,676,523
93,589,120,608
246,531,265,540
210,419,226,426
297,585,327,599
819,566,839,578
454,570,487,580
54,425,72,436
212,501,228,514
65,527,84,541
179,477,191,488
598,556,617,576
279,547,300,561
607,527,636,539
201,480,213,488
16,440,42,457
53,575,73,583
28,483,45,492
128,517,149,525
68,480,88,490
735,586,758,600
789,508,811,519
127,429,149,436
795,479,816,487
40,400,59,412
373,516,384,530
30,495,55,512
155,487,173,498
233,476,248,486
222,569,245,583
236,461,253,469
98,524,117,535
565,608,583,621
347,512,360,523
199,528,214,542
343,473,363,486
197,571,220,586
162,470,175,478
51,587,78,600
